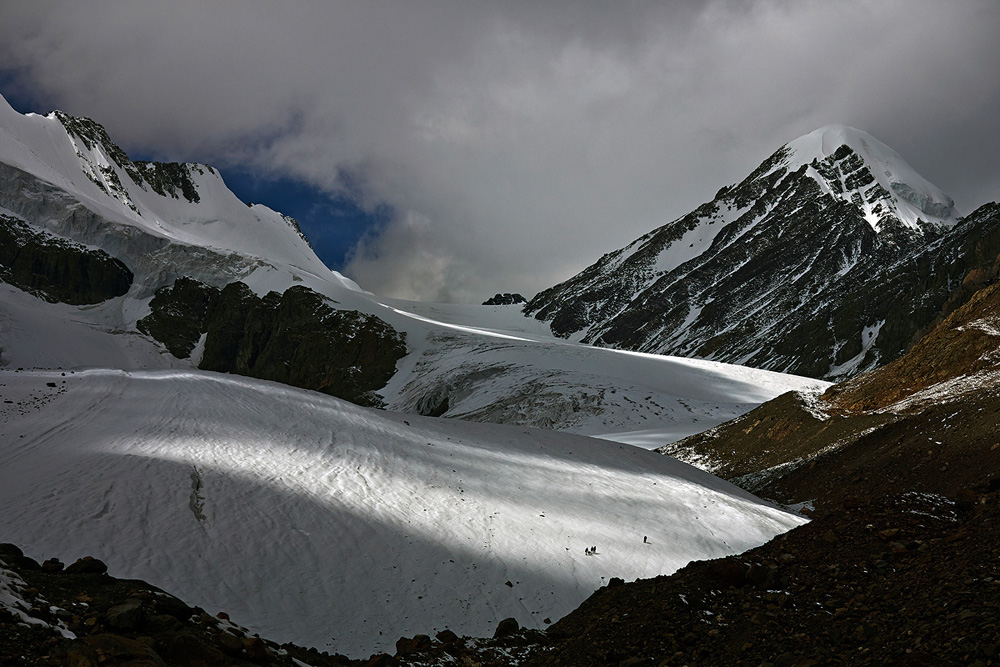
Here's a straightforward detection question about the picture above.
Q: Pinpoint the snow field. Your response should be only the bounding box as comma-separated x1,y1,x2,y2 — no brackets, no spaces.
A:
0,369,805,656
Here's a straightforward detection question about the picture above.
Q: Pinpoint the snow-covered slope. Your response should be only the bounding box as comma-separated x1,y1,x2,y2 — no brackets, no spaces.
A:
526,125,969,379
0,94,325,283
377,300,828,445
0,369,805,655
0,92,825,443
786,125,957,232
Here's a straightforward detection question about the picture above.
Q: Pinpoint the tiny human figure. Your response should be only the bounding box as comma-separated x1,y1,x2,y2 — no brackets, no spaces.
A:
643,535,648,543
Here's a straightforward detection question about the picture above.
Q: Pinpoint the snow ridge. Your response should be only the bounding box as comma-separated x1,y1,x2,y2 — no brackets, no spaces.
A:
785,125,959,231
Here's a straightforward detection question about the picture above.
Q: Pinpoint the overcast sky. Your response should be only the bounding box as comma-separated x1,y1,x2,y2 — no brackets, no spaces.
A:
1,0,998,302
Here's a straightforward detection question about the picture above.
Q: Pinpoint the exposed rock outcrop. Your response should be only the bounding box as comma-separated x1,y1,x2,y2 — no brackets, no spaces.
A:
138,279,407,406
482,293,526,306
0,214,133,304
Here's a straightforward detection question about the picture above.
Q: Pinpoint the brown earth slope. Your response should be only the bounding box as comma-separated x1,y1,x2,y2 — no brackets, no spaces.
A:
662,278,1000,510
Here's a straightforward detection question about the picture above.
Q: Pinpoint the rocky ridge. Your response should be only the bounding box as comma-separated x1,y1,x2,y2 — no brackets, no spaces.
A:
483,293,527,306
525,127,984,379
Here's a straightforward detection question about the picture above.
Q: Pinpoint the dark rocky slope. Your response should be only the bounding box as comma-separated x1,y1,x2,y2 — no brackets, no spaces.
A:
528,488,1000,667
0,544,358,667
138,278,407,407
526,134,995,380
0,214,133,305
663,265,1000,509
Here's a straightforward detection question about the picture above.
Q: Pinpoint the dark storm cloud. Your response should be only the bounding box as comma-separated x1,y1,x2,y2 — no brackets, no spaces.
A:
0,0,997,302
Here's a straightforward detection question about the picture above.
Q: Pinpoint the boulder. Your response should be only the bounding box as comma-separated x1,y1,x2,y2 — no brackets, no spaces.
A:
436,629,459,644
395,634,431,655
65,556,108,575
0,543,24,559
493,617,520,638
153,594,193,621
41,557,64,573
106,598,145,630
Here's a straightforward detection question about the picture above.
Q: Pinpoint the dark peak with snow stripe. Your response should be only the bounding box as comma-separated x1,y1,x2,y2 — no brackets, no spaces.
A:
526,128,982,379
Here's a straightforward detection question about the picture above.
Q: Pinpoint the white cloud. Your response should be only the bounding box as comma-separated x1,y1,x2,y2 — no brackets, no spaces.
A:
0,0,997,301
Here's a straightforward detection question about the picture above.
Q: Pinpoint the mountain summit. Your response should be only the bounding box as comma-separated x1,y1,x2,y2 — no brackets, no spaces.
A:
783,125,958,232
525,126,993,378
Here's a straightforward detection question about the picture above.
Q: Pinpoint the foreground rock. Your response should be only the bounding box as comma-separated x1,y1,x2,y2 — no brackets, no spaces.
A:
0,546,356,667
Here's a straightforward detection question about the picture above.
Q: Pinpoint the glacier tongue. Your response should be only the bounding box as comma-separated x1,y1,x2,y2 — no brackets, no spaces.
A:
0,368,806,656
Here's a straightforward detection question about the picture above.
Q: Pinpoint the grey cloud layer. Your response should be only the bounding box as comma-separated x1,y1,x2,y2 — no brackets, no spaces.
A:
1,0,997,301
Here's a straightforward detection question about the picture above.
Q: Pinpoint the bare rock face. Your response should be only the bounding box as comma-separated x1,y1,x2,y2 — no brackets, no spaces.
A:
493,617,520,638
136,276,219,358
525,136,995,380
482,293,526,306
0,213,133,305
138,278,407,407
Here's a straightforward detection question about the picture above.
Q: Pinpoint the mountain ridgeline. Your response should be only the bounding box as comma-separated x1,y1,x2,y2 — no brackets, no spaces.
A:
526,126,999,379
0,95,407,404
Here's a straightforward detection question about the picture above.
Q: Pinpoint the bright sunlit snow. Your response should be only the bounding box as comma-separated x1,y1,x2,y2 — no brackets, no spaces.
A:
0,369,805,655
786,125,960,231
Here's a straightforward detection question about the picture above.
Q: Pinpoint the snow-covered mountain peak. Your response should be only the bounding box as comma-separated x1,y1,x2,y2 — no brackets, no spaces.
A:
785,125,879,161
0,92,336,290
784,124,959,232
525,124,980,379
